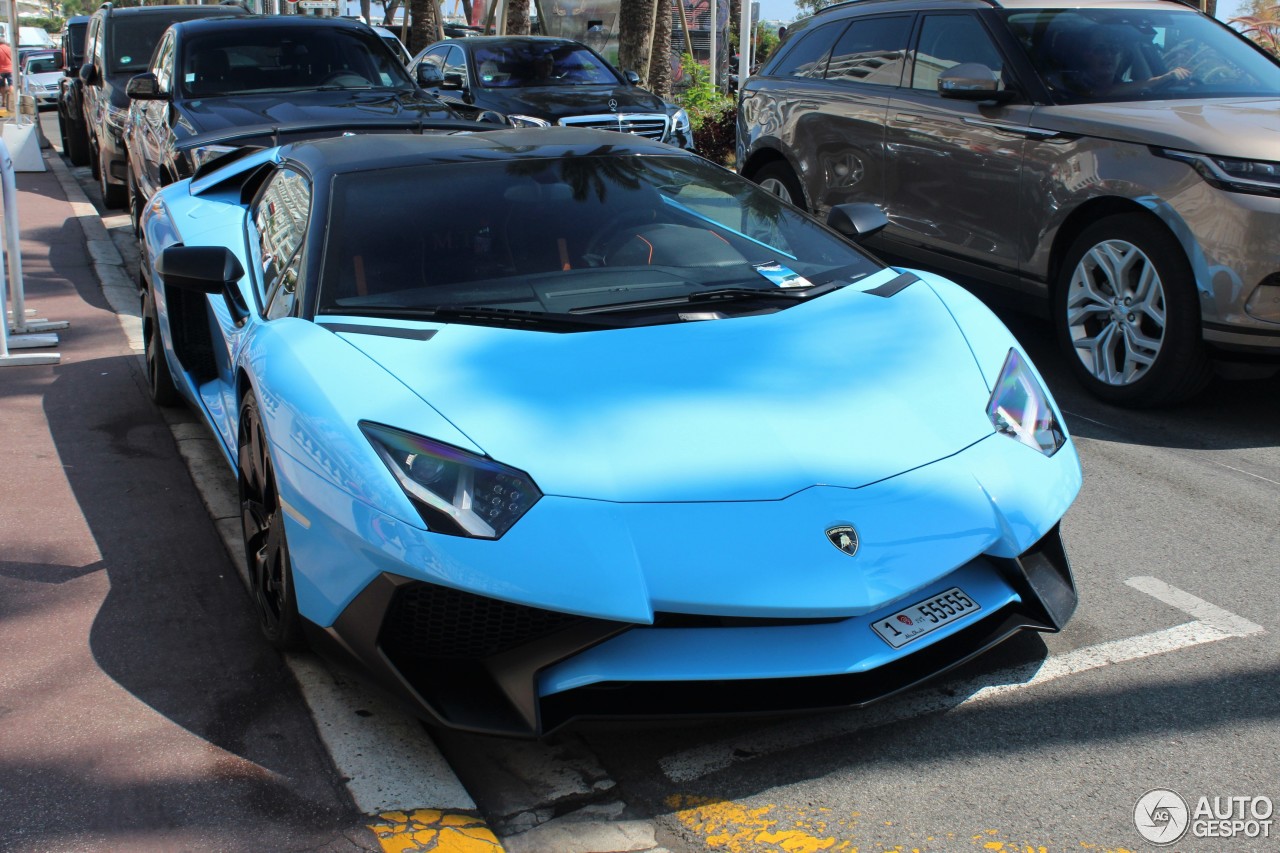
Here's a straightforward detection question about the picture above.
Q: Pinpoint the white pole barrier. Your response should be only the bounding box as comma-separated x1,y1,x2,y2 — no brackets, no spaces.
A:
0,136,59,364
737,0,751,95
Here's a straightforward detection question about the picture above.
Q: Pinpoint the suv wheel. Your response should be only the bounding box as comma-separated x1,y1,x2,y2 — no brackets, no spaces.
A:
61,113,90,166
99,150,127,209
1055,213,1211,406
753,162,805,211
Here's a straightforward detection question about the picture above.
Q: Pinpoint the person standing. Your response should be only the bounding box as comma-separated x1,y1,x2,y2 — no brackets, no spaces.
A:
0,39,11,114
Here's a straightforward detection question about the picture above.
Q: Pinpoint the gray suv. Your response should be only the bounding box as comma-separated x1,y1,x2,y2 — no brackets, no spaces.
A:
737,0,1280,406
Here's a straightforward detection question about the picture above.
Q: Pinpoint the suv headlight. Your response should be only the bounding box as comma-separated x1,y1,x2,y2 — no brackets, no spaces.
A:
508,114,550,127
987,349,1065,456
362,423,542,539
105,102,129,136
1158,149,1280,197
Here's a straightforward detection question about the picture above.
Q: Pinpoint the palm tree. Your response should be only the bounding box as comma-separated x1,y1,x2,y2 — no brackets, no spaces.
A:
1230,3,1280,56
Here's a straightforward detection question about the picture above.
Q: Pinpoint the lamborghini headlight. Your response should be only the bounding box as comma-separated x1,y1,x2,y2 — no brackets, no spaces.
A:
508,114,550,127
362,423,541,539
987,349,1065,456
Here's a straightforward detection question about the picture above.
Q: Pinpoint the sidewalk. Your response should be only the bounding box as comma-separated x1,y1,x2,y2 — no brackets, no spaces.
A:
0,154,381,852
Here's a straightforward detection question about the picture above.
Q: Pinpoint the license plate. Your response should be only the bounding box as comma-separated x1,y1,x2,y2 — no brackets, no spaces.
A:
871,587,980,648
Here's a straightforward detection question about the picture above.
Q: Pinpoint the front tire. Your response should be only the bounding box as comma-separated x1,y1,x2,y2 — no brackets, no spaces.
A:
142,286,181,408
238,393,307,652
752,161,806,211
99,149,127,209
63,114,90,166
1054,213,1211,406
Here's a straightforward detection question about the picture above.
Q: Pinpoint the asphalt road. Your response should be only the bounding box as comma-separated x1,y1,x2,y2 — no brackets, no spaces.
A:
34,109,1280,853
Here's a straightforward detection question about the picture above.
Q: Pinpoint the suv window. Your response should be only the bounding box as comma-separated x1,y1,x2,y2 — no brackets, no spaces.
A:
911,14,1005,91
770,20,848,79
109,15,180,75
826,16,912,86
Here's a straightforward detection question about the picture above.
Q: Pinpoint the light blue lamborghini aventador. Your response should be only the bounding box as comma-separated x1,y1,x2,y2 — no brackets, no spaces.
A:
140,127,1082,736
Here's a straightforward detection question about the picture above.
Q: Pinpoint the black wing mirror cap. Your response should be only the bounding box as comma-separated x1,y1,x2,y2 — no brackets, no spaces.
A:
827,203,888,241
623,69,641,86
441,71,467,90
126,71,166,100
157,245,250,325
938,63,1015,103
417,64,444,87
79,62,99,85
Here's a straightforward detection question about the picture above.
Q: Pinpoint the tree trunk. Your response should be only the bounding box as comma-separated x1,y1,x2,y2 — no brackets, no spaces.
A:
360,0,372,24
649,0,673,99
383,0,402,26
618,0,658,85
505,0,530,35
409,0,441,53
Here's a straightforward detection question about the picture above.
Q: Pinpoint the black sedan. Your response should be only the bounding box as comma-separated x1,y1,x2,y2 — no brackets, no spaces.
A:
408,36,693,149
124,15,461,232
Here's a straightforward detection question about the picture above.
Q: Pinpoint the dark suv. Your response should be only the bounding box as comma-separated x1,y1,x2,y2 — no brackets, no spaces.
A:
123,16,459,231
737,0,1280,406
55,15,90,165
79,2,248,208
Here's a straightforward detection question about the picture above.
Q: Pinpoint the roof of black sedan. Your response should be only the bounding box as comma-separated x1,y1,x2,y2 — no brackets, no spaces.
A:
280,127,682,176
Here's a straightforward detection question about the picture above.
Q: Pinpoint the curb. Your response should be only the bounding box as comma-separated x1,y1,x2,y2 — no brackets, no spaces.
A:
43,148,500,853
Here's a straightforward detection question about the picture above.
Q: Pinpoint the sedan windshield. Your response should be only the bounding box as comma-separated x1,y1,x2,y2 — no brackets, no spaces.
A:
1005,8,1280,103
472,42,620,87
181,28,414,97
318,154,882,325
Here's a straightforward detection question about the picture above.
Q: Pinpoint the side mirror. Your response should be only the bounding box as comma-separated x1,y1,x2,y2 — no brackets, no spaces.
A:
126,72,167,101
623,69,641,86
156,245,250,326
79,61,99,85
475,109,509,125
938,63,1015,103
416,64,444,87
441,71,466,90
826,203,888,242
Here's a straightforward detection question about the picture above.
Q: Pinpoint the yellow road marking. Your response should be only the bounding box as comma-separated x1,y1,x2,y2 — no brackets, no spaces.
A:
370,809,504,853
668,795,1138,853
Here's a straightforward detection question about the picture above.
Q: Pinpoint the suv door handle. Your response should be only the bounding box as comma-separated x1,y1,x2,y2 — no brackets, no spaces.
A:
894,113,919,123
961,117,1066,140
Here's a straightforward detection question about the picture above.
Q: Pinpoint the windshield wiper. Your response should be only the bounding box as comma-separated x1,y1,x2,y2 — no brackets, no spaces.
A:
570,282,839,315
325,304,614,331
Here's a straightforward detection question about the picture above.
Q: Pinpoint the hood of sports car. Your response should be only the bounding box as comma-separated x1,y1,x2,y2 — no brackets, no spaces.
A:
333,279,997,502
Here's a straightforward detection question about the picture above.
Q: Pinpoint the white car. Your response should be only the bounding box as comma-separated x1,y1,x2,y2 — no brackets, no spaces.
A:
21,53,62,110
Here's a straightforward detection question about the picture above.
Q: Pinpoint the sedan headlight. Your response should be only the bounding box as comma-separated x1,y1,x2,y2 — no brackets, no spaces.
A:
362,423,541,539
987,349,1065,456
508,114,551,128
671,107,691,134
1158,149,1280,197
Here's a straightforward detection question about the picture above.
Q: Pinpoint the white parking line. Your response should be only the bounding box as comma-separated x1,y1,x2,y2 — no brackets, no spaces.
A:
659,577,1266,784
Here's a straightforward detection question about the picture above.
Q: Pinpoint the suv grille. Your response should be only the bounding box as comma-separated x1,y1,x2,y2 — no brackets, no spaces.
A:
558,113,669,141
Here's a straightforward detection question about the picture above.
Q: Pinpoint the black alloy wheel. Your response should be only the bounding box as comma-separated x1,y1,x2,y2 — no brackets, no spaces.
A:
142,286,181,408
238,394,307,651
99,148,126,209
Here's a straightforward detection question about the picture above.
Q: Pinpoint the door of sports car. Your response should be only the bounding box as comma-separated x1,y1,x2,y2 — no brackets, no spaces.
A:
195,166,311,454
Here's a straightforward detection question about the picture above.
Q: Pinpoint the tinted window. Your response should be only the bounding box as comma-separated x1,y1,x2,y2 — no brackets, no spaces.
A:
769,21,848,79
318,155,883,321
1004,8,1280,102
912,14,1004,91
253,168,310,317
826,16,912,86
108,16,178,75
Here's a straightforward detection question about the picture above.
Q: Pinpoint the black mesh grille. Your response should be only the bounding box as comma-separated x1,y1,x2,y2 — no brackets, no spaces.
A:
380,583,586,661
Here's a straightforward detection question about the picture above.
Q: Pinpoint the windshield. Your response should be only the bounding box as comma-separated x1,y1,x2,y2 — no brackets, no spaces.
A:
318,154,882,325
181,28,414,97
1005,9,1280,103
472,42,620,88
